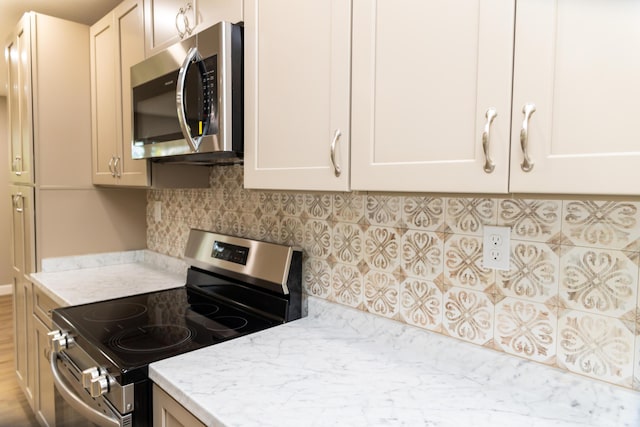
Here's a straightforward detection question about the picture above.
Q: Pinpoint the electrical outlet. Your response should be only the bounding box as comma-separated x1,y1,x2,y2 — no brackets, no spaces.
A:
154,201,162,222
482,225,511,270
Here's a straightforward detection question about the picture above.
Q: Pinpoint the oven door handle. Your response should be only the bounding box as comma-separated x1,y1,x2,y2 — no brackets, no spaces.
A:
176,46,204,153
50,350,120,427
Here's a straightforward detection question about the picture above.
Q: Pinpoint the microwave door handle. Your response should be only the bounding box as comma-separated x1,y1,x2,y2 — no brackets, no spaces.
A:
177,47,203,152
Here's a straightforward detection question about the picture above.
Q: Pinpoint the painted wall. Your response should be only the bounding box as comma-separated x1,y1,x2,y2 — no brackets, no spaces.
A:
0,97,11,286
147,165,640,391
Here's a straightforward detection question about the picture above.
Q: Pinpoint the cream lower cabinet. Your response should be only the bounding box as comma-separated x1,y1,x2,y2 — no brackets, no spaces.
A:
143,0,243,57
10,186,35,410
153,384,206,427
91,0,149,187
508,0,640,195
243,0,352,191
351,0,515,193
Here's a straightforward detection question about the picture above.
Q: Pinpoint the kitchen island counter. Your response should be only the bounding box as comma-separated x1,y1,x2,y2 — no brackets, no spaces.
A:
150,296,640,427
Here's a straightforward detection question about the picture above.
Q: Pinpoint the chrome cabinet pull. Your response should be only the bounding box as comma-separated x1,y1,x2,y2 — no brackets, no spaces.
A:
520,103,536,172
482,108,497,173
13,193,23,213
114,156,121,178
330,129,342,177
14,155,22,175
175,3,193,39
108,157,115,177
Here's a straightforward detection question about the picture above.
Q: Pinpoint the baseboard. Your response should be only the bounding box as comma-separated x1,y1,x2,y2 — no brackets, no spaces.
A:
0,284,12,296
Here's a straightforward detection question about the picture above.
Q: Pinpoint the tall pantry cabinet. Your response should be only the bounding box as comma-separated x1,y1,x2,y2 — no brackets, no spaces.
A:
5,12,147,417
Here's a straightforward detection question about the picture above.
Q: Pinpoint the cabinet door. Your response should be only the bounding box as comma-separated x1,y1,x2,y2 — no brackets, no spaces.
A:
90,13,119,185
243,0,351,191
114,0,149,186
510,0,640,195
34,315,55,427
197,0,243,29
144,0,193,56
10,186,36,408
351,0,515,193
153,384,206,427
6,14,34,184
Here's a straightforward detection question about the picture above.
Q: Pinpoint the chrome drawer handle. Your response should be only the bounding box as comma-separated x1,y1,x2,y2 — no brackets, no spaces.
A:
482,108,497,173
330,129,342,177
520,103,536,172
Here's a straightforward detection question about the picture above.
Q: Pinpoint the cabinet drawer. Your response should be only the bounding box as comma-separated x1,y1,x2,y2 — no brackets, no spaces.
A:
33,286,58,327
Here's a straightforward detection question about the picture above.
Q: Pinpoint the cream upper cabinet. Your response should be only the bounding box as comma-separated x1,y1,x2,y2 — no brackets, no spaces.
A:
91,0,149,187
143,0,243,57
243,0,352,191
6,15,34,184
350,0,515,193
509,0,640,195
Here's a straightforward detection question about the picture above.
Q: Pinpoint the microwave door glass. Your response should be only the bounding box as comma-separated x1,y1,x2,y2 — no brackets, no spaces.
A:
133,70,183,145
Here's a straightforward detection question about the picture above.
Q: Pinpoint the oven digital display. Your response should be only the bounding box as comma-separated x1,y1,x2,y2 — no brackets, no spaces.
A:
212,241,249,265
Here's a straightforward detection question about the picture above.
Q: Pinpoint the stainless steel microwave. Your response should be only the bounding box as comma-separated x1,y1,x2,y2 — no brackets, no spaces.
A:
130,21,243,164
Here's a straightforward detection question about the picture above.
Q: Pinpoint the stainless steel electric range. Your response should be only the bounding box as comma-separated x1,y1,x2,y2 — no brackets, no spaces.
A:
49,229,303,427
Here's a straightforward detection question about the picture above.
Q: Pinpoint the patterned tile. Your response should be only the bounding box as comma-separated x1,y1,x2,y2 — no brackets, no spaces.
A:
365,195,402,226
280,216,305,247
402,196,444,231
445,198,496,235
496,241,559,303
559,246,638,317
303,257,331,298
443,287,494,346
400,278,442,331
280,193,305,217
635,331,640,390
364,270,399,319
563,200,640,250
331,263,363,309
444,235,494,292
363,226,400,273
257,214,280,243
257,192,281,216
557,310,635,387
498,199,561,242
304,219,332,259
333,223,364,266
401,230,443,281
304,194,332,220
334,193,365,224
494,298,557,364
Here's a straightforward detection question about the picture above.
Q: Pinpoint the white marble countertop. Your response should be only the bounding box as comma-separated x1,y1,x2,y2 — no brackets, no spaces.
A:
150,296,640,427
30,251,186,306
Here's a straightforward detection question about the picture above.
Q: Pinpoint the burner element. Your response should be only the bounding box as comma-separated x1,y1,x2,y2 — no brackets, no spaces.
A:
110,325,194,353
83,303,148,322
207,316,248,332
188,303,220,316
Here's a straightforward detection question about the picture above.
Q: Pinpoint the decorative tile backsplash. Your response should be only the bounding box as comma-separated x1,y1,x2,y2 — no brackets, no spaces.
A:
147,165,640,391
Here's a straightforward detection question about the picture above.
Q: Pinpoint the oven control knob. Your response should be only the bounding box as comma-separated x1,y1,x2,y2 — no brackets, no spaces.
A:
81,367,102,389
89,374,111,398
51,332,75,352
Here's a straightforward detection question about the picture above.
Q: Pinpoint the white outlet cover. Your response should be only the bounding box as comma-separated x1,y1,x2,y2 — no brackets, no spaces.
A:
482,225,511,270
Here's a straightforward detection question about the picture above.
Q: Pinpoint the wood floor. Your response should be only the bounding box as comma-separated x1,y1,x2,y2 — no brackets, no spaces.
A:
0,294,39,426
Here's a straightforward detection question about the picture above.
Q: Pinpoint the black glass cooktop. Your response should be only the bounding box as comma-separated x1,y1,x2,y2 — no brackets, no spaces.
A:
53,285,277,375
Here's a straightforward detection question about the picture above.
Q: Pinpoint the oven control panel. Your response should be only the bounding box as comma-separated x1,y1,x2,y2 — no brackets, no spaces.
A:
212,241,249,265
